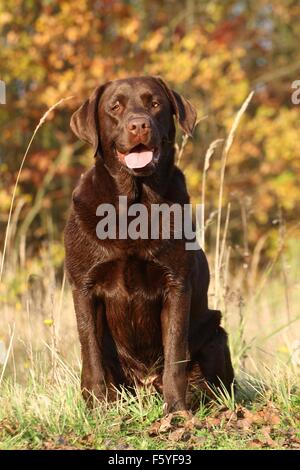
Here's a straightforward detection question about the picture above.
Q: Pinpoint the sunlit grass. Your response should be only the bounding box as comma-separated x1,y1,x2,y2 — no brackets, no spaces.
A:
0,351,299,449
0,93,299,450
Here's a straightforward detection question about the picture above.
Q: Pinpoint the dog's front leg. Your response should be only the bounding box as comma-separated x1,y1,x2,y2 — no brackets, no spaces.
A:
161,283,191,413
72,289,106,405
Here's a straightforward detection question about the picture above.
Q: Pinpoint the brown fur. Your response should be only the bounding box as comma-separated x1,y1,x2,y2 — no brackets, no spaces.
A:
64,76,234,412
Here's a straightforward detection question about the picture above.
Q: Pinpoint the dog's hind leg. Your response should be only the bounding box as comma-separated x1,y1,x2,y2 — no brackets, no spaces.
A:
189,309,234,394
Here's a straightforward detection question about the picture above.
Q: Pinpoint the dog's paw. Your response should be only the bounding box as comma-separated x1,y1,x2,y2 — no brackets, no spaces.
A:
81,380,107,407
162,399,188,415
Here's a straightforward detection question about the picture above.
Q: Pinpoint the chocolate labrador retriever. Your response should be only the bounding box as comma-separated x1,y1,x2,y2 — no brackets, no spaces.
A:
64,76,234,412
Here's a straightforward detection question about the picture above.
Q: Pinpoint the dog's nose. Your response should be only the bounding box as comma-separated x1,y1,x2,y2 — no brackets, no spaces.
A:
127,117,150,136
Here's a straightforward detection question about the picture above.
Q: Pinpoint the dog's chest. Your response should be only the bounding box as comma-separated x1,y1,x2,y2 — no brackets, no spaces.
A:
91,255,165,299
92,256,164,364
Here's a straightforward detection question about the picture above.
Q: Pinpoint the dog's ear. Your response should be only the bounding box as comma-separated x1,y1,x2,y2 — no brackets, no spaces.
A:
70,83,109,157
155,76,197,137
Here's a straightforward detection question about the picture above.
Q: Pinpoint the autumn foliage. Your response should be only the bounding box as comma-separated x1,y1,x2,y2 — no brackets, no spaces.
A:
1,0,300,269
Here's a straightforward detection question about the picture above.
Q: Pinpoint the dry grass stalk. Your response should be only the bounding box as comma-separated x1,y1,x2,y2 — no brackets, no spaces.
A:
201,139,223,250
0,96,73,282
214,91,254,308
0,324,15,387
176,116,207,167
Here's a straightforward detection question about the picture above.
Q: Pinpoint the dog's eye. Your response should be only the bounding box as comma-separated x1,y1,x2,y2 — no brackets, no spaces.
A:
151,101,160,108
111,101,120,111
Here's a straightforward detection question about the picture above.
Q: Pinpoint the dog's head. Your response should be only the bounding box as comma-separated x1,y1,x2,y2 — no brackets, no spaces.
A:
70,76,197,176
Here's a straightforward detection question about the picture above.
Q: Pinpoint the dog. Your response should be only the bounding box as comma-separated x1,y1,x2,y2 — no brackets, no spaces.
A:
64,76,234,412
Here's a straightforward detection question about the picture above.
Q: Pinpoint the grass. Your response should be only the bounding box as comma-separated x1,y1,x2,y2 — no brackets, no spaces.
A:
0,250,299,450
0,357,299,449
0,94,299,450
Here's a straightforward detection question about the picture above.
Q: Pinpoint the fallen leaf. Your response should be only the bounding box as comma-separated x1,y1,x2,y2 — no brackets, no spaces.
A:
249,438,263,448
159,415,173,433
42,440,78,450
184,415,203,431
170,410,193,424
169,428,185,442
254,402,280,426
261,426,277,447
148,421,161,437
190,435,206,447
205,416,221,427
0,419,18,436
181,431,192,442
115,443,132,450
235,417,253,432
284,435,300,449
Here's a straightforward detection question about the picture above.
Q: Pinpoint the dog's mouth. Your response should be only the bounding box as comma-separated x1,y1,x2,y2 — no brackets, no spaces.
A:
116,143,158,170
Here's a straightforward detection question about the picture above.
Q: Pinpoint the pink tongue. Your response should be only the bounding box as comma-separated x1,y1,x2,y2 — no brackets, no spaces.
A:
125,151,153,169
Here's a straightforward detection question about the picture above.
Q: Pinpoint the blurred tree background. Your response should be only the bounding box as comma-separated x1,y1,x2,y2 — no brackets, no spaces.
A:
1,0,300,286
